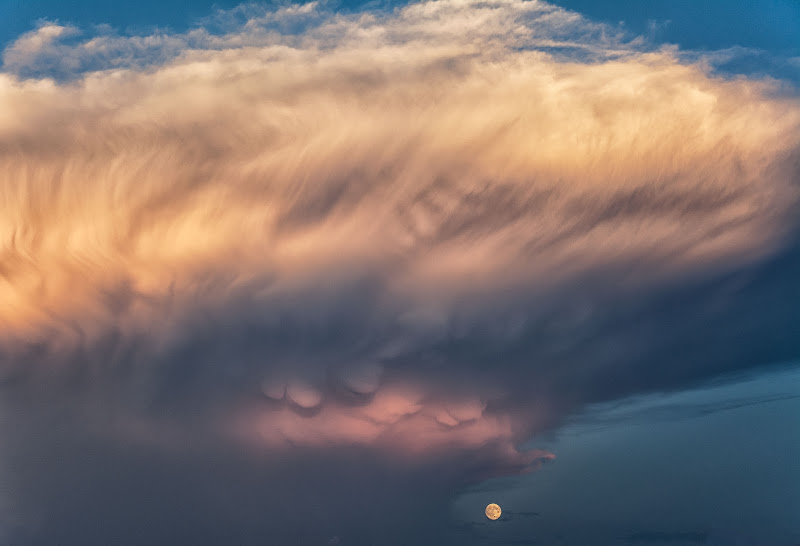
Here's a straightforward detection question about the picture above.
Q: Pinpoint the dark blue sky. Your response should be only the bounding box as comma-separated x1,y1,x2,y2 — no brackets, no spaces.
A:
551,0,800,82
552,0,799,52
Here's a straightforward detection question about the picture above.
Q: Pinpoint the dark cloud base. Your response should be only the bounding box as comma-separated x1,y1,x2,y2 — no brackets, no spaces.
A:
2,230,799,544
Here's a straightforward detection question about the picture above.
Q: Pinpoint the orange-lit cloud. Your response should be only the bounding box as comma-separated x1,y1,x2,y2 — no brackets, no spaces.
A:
0,1,799,540
1,2,797,342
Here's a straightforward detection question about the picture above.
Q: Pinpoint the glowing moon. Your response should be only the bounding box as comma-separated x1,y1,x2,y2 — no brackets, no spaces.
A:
485,503,501,520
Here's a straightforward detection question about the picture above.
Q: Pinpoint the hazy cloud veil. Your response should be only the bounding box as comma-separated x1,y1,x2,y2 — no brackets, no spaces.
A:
0,0,799,543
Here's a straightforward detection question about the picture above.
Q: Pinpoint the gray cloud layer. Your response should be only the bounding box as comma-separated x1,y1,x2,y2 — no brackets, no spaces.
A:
0,0,799,543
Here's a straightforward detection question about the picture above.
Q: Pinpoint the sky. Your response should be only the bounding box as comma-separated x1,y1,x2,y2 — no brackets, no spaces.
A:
0,0,798,544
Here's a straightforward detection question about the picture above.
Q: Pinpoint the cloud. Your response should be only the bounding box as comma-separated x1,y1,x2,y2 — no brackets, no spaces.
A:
0,0,799,542
3,22,79,61
2,0,635,79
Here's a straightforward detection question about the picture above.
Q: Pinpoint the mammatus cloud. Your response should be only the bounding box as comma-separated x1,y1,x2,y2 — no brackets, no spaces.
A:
1,0,799,542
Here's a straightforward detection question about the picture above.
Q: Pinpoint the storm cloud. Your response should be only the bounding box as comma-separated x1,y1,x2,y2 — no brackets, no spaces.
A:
0,0,799,543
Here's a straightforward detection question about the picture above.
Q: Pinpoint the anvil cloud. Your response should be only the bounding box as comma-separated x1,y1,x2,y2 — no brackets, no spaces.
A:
0,0,799,543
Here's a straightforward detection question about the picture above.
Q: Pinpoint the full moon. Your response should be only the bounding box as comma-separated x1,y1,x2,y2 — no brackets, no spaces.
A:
485,503,501,520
